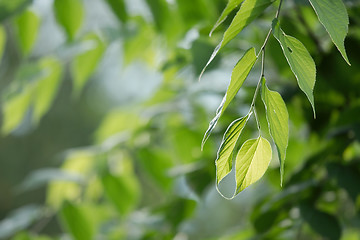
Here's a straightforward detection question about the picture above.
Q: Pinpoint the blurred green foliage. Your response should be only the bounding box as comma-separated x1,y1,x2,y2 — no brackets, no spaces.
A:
0,0,359,239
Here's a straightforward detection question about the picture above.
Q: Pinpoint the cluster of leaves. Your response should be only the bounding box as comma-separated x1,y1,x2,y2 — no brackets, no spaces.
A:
201,0,351,198
0,0,360,239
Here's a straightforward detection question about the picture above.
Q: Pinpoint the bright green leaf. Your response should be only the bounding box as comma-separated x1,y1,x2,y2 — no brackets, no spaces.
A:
54,0,84,41
308,0,350,65
71,33,105,94
216,115,249,185
60,201,94,240
261,78,289,186
15,9,40,56
0,25,5,61
209,0,245,36
104,0,128,23
235,136,272,193
272,19,316,116
32,57,62,124
202,47,257,148
200,0,273,78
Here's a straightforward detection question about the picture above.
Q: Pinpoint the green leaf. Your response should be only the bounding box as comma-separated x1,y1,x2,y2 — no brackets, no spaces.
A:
104,0,128,23
53,0,84,41
235,136,272,193
60,201,94,240
0,0,32,22
272,19,316,116
261,78,289,186
15,9,40,56
202,47,257,148
0,25,5,61
71,33,105,94
32,57,62,124
209,0,245,36
308,0,350,65
216,115,249,185
200,0,273,78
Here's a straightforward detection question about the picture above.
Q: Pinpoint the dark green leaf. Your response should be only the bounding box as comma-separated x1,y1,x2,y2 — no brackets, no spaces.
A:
104,0,128,23
0,0,32,22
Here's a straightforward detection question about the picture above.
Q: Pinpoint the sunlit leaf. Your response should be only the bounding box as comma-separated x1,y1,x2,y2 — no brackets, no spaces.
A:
202,47,256,148
53,0,84,41
261,78,289,186
216,115,249,185
60,201,94,240
71,33,105,94
272,19,316,116
14,9,40,56
209,0,245,36
200,0,273,78
104,0,128,23
308,0,350,65
0,25,5,61
32,57,62,124
235,136,272,193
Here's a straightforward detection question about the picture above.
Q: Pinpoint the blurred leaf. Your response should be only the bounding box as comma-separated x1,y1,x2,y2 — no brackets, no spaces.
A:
202,47,256,148
13,232,53,240
216,115,249,185
53,0,84,41
200,0,273,76
0,205,42,239
32,57,62,124
101,154,140,216
210,0,244,36
104,0,128,23
272,19,316,116
60,201,94,240
14,9,40,56
47,151,95,209
235,137,272,193
0,25,5,61
0,0,32,22
309,0,350,64
261,78,289,185
300,204,342,240
18,168,84,192
191,39,221,75
144,0,170,32
71,33,105,94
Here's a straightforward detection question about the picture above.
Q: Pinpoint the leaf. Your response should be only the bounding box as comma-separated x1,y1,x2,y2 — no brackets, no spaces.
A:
15,9,40,56
71,33,105,94
32,57,62,124
209,0,245,36
202,47,257,148
308,0,350,65
104,0,128,23
261,78,289,186
235,136,272,193
216,115,249,185
272,19,316,116
200,0,273,78
53,0,84,41
0,25,5,61
0,0,32,22
60,201,94,240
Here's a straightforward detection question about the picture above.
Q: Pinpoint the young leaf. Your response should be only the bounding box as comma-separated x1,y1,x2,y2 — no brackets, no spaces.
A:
272,19,316,116
235,136,272,193
216,115,249,185
261,78,289,186
202,48,257,148
308,0,350,65
209,0,245,36
0,25,6,61
200,0,274,78
104,0,128,23
15,9,40,56
54,0,84,41
71,33,105,95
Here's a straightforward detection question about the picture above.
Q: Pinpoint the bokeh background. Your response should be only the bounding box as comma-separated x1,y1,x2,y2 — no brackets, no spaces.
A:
0,0,360,239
